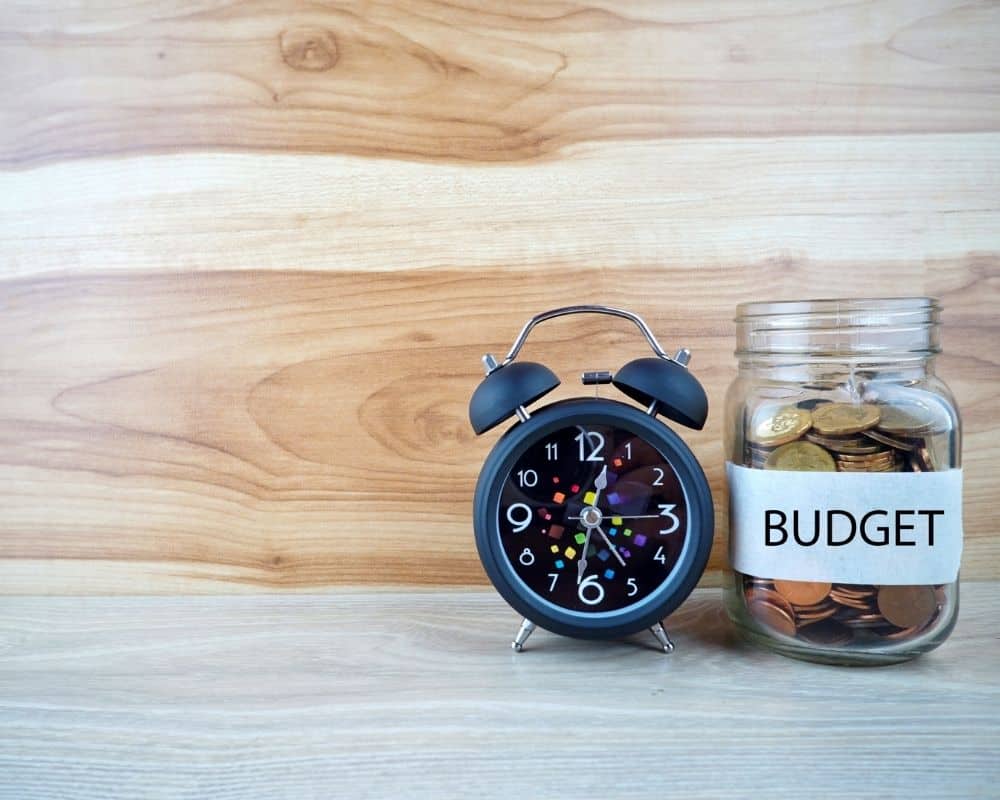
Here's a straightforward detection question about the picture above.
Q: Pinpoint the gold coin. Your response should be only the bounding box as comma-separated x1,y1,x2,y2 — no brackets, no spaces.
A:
749,405,812,446
773,580,832,606
834,450,893,462
813,440,883,455
876,585,938,629
764,441,836,472
810,403,881,435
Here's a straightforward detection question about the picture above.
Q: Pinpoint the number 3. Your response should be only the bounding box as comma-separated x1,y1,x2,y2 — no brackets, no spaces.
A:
658,504,680,535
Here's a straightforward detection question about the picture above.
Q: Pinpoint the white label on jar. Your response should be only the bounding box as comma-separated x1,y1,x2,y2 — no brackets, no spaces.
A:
727,463,963,585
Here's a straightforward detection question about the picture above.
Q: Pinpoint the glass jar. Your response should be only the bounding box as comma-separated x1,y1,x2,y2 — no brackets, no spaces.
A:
724,298,963,665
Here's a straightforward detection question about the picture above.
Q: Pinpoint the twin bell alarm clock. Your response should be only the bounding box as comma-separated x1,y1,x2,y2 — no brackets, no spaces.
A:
469,305,714,653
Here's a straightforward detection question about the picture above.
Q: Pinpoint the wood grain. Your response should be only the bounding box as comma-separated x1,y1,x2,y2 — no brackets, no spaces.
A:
1,586,998,799
1,0,998,592
2,1,1000,166
2,135,999,277
0,260,996,591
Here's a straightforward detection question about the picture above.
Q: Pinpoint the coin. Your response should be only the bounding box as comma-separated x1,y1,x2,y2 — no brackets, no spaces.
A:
914,445,937,472
773,580,832,606
877,403,936,436
794,602,839,623
862,429,917,451
876,585,939,629
739,393,953,652
798,620,853,646
750,406,813,446
764,441,836,471
746,588,796,617
840,612,886,628
805,432,883,454
836,450,896,464
810,403,881,435
747,599,798,637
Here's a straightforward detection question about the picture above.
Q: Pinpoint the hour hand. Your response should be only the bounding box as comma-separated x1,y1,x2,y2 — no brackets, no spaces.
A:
594,464,608,492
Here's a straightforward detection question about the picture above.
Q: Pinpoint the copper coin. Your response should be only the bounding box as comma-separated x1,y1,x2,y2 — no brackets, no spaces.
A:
746,588,796,618
773,580,832,606
883,622,932,640
748,600,798,637
840,613,886,628
798,620,853,646
832,584,875,596
795,603,839,623
915,445,937,472
876,585,939,629
811,403,881,436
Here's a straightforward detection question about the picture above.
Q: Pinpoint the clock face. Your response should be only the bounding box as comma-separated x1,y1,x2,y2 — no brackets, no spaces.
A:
496,423,689,614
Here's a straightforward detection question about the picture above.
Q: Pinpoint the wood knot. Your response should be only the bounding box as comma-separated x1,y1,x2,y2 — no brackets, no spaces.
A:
280,27,338,72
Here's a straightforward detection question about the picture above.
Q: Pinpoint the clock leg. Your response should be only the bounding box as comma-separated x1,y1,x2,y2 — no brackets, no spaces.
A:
649,622,675,654
511,618,537,652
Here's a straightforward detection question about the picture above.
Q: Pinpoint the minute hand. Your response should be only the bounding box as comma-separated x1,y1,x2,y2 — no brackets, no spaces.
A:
593,526,626,567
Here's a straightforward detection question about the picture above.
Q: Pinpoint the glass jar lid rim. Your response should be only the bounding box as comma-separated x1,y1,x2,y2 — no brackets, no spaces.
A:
736,297,939,320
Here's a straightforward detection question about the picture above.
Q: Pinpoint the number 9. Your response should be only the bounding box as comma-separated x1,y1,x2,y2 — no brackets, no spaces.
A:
506,503,532,533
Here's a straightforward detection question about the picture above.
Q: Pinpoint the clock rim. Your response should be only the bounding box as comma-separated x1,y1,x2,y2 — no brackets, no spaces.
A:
473,397,714,640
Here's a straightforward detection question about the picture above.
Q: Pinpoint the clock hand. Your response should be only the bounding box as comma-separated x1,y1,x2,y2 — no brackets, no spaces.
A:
593,526,627,567
577,466,609,583
576,526,594,585
592,464,608,504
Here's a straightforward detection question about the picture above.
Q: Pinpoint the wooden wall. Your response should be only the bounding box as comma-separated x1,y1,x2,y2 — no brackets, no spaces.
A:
1,0,997,592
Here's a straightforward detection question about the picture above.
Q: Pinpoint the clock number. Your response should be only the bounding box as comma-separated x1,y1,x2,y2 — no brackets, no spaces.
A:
624,441,632,460
654,545,667,564
577,574,605,606
519,548,535,566
652,467,665,486
574,430,605,462
627,578,639,597
658,504,680,535
516,469,538,488
506,503,532,533
545,442,558,461
547,573,559,592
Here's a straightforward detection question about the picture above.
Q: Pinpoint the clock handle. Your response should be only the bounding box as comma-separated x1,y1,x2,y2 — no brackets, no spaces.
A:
500,304,687,367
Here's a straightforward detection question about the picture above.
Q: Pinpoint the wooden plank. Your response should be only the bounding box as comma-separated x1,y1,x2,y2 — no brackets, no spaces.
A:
0,259,996,591
1,134,999,276
1,586,998,798
1,0,999,166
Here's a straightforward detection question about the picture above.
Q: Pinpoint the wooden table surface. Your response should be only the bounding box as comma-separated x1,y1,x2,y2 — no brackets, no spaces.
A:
2,583,998,799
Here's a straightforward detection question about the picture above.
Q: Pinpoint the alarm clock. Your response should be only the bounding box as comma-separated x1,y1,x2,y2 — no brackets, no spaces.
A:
470,305,713,653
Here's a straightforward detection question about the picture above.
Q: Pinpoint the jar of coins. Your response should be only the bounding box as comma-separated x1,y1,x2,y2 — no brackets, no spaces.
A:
724,298,962,665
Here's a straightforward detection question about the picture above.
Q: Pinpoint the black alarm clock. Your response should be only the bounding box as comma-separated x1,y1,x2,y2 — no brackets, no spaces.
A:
470,305,713,653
